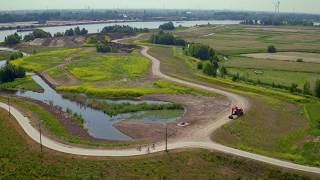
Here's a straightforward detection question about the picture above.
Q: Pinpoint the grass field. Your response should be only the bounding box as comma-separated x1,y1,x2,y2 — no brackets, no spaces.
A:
11,48,77,72
242,52,320,63
0,109,316,179
65,49,150,82
0,50,11,60
0,76,42,92
147,43,320,166
213,95,320,167
173,25,320,55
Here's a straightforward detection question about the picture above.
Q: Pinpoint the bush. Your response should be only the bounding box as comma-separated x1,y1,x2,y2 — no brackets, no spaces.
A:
203,62,218,77
96,43,112,53
315,79,320,98
0,63,26,83
197,62,203,70
185,44,215,60
159,22,175,30
150,31,185,46
267,45,277,53
303,82,311,95
4,33,21,46
9,52,24,60
296,58,304,62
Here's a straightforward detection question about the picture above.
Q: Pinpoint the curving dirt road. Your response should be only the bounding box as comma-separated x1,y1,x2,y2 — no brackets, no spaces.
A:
1,38,320,174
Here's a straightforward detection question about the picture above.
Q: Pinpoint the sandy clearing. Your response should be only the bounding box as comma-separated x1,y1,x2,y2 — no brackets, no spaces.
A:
242,52,320,63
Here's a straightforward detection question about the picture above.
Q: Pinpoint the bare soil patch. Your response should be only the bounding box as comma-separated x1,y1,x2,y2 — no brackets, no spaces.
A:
242,52,320,63
114,94,231,141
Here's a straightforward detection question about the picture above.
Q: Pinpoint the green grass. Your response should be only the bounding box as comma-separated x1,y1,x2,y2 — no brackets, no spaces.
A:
47,66,69,82
304,103,320,136
173,25,320,55
0,50,11,60
66,50,149,82
0,76,42,92
213,96,320,167
0,109,315,179
57,80,217,99
11,48,77,72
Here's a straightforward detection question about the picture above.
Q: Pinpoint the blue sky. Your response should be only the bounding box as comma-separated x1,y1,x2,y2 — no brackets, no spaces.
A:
1,0,320,14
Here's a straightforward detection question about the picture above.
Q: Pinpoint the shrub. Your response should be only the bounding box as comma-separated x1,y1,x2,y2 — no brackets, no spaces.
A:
267,45,277,53
9,51,24,60
296,58,304,62
197,62,203,70
96,43,112,53
303,82,311,95
159,22,175,30
185,43,215,60
314,79,320,98
203,62,218,77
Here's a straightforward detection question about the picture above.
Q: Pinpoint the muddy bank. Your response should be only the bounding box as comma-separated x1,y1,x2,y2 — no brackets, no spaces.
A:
113,120,176,141
114,94,231,141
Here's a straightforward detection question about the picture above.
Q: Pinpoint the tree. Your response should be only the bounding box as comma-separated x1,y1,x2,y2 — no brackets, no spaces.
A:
23,34,35,42
159,22,175,30
203,61,219,77
4,33,21,46
0,63,26,83
149,31,185,46
267,45,277,53
54,32,64,37
314,79,320,98
74,26,81,35
303,81,311,95
96,43,112,53
80,28,88,35
65,28,74,36
32,29,51,38
185,44,215,60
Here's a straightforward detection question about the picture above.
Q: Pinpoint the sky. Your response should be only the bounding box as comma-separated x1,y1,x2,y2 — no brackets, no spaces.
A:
1,0,320,14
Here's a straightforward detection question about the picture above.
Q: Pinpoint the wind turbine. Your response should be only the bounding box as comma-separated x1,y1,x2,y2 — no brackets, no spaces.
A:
274,0,280,14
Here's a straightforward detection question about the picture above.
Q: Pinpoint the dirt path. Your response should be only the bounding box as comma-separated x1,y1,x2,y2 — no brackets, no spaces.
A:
41,55,80,87
1,35,320,174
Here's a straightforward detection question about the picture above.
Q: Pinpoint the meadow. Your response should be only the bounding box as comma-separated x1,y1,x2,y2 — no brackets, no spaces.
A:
0,76,42,92
146,42,320,166
0,108,315,179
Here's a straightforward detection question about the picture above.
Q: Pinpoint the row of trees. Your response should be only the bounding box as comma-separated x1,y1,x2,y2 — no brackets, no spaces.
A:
150,31,186,46
0,63,26,83
24,29,52,42
159,22,175,30
64,26,88,36
240,17,314,26
101,25,149,34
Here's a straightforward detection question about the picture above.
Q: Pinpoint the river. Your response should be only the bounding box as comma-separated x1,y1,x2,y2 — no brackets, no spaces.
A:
0,20,240,42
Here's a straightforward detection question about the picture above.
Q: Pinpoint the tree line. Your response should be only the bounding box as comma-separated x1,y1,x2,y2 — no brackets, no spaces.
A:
101,25,149,34
149,31,186,46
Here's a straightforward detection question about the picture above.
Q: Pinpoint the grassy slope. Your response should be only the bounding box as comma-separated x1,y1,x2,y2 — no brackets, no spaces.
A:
11,48,77,72
0,50,11,60
65,50,149,82
0,76,42,92
148,44,320,166
0,96,143,148
0,110,316,179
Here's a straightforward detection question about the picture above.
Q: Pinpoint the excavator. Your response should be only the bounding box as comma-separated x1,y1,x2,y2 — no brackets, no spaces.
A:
228,106,244,119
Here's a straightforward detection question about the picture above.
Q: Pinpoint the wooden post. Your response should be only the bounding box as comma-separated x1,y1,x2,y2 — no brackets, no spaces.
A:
39,121,43,153
165,126,168,152
8,97,10,117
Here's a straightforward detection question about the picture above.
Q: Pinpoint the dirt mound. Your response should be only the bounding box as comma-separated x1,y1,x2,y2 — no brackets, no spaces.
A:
27,36,85,47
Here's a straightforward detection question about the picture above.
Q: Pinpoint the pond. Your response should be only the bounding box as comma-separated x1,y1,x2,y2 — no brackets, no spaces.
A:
15,74,184,140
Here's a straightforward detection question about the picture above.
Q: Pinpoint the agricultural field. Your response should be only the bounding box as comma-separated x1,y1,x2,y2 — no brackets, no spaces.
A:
173,25,320,55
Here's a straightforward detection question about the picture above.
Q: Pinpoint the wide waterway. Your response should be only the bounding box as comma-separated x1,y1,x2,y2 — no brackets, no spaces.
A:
0,20,240,42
